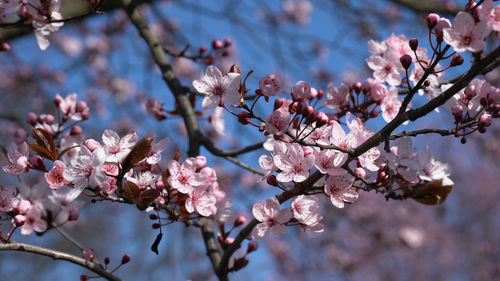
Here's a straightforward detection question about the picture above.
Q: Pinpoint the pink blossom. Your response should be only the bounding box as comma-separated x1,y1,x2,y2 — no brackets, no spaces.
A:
322,83,350,111
364,78,388,102
127,171,159,190
443,12,491,53
102,164,119,176
291,81,311,100
301,123,332,145
366,48,404,86
381,87,403,122
324,172,358,208
265,108,291,135
0,185,18,212
385,33,412,57
259,74,282,97
192,65,241,109
208,107,226,136
167,159,204,194
274,143,315,182
314,147,346,175
282,0,313,26
56,93,89,121
477,0,500,32
45,160,68,190
47,189,84,224
144,137,170,165
252,197,292,239
2,142,29,176
185,188,217,217
63,146,107,197
100,176,118,195
291,195,324,232
102,129,138,163
20,206,47,235
417,147,453,186
144,98,167,121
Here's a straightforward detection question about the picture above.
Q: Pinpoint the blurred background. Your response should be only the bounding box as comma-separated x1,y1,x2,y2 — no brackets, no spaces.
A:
0,0,499,280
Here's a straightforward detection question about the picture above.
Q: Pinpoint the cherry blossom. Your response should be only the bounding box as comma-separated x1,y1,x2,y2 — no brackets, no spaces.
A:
417,147,453,186
167,159,204,194
291,195,324,232
322,83,350,111
0,185,18,212
2,142,29,176
291,81,311,100
366,48,404,86
313,147,346,176
324,171,358,208
265,108,291,135
252,197,292,239
45,160,68,190
380,87,403,122
185,188,217,217
259,73,282,97
274,143,315,182
443,12,491,53
127,171,159,190
282,0,313,26
192,65,241,109
47,189,84,224
477,0,500,32
63,146,107,197
20,206,47,235
102,129,138,163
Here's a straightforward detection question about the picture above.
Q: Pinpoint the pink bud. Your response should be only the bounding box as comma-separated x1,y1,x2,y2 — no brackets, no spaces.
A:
266,175,279,187
296,100,308,114
194,156,207,169
26,112,37,126
30,155,46,171
354,167,366,178
0,42,11,52
82,248,95,262
234,216,246,227
273,98,283,111
199,46,207,53
317,89,324,99
70,125,83,136
478,113,492,127
452,105,463,117
212,40,223,50
54,96,63,107
14,215,26,227
464,85,476,99
16,199,30,215
426,13,439,29
81,111,90,120
76,101,87,113
352,82,362,94
224,237,235,245
44,114,55,124
84,139,100,151
316,112,329,127
303,146,314,156
155,181,165,190
224,38,232,47
309,87,318,99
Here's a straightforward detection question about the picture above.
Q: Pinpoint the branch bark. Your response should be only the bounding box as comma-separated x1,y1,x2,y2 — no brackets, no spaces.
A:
0,241,121,281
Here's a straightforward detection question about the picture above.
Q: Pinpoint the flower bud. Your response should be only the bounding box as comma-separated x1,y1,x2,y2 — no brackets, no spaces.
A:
81,111,90,120
316,111,329,127
121,254,130,264
82,248,95,262
309,88,318,99
70,125,83,136
14,215,26,227
478,113,492,127
409,38,418,51
212,40,223,50
303,146,314,156
234,216,246,227
273,98,283,111
247,241,259,253
288,101,298,114
155,180,165,190
54,96,63,107
0,42,11,52
199,46,207,54
76,101,87,113
266,175,279,187
352,82,362,94
400,54,412,69
27,112,37,126
44,114,55,124
224,237,235,245
450,55,464,67
296,100,308,114
317,89,324,99
149,214,158,220
464,85,476,99
426,13,439,29
84,139,99,151
224,38,232,47
194,156,207,169
30,155,46,171
237,111,250,125
291,81,311,101
354,167,366,178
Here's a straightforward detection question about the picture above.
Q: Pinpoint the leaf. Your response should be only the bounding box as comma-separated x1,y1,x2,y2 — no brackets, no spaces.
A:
140,189,160,206
120,137,153,177
28,143,57,161
410,179,453,205
122,181,140,203
33,128,57,155
151,233,163,255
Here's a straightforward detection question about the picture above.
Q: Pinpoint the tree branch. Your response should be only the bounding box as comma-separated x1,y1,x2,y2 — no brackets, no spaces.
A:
0,241,121,281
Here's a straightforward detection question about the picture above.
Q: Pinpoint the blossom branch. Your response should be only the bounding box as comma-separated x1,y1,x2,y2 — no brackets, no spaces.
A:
0,241,121,281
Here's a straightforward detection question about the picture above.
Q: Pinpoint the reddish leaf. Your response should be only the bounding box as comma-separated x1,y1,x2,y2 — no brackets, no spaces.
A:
28,143,57,161
410,179,453,205
33,128,57,155
140,189,160,206
123,181,140,203
121,137,153,176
